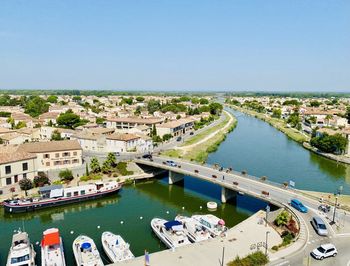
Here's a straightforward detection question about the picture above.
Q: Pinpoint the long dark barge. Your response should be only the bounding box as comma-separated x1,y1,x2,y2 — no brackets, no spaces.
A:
3,181,121,213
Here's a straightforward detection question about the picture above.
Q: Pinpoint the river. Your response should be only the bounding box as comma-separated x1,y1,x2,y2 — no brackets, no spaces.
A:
208,108,350,195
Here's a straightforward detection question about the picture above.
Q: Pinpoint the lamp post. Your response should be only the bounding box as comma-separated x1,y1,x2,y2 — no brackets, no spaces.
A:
265,231,270,256
332,195,339,224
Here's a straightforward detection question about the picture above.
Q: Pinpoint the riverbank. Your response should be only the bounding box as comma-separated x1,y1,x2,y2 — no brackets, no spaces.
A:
161,110,237,163
113,210,281,266
303,142,350,165
300,189,350,211
227,105,309,144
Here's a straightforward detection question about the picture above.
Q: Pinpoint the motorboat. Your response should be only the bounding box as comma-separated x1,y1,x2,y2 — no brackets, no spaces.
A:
151,218,191,249
41,228,66,266
192,214,227,237
175,215,212,242
73,235,104,266
101,231,134,263
6,230,36,266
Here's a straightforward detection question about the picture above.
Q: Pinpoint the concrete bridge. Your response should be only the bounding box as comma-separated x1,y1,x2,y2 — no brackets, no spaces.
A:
135,156,336,211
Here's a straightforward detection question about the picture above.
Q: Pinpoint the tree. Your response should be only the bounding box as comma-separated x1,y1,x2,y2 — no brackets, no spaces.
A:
59,169,74,182
24,96,49,117
90,157,101,173
33,173,50,187
120,97,133,105
162,134,172,141
325,114,333,125
151,124,157,137
85,163,89,176
346,106,350,123
310,133,347,154
106,152,117,168
147,100,161,114
272,108,282,119
101,160,112,174
51,130,63,141
47,95,58,103
19,178,33,195
176,114,181,120
136,96,145,102
209,102,223,115
56,109,87,129
199,98,209,105
134,106,142,116
309,100,321,107
72,96,82,102
14,121,26,129
287,112,301,128
274,211,289,226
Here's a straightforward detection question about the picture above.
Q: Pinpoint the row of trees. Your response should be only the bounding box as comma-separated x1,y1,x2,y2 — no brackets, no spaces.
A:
310,133,348,154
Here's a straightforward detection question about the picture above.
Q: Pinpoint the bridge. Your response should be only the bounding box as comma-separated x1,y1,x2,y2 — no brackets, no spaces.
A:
135,156,336,211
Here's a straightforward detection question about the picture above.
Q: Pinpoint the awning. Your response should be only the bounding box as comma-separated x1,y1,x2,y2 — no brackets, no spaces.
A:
164,220,183,231
49,188,63,198
41,230,60,246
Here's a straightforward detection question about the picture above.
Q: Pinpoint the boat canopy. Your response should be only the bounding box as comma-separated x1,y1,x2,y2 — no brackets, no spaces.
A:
49,188,64,198
39,185,63,193
42,229,60,246
164,220,183,231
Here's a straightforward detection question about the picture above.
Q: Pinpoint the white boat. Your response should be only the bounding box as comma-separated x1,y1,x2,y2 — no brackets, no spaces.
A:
73,235,104,266
151,218,191,249
41,228,66,266
192,214,227,237
6,230,36,266
101,232,134,263
175,215,212,243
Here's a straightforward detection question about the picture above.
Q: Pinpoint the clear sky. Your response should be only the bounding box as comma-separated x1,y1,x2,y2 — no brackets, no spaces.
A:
0,1,349,92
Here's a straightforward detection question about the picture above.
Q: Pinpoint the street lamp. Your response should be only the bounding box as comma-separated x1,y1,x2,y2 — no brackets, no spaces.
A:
265,231,270,256
332,195,339,224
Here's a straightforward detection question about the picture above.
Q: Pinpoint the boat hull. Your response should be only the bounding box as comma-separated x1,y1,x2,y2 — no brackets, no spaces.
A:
4,187,120,213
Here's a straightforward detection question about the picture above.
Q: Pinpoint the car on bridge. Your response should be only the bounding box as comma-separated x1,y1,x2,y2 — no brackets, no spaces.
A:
165,160,177,167
290,199,308,213
311,243,337,260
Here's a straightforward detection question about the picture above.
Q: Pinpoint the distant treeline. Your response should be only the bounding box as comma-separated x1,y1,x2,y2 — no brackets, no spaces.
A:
0,89,215,97
224,91,350,98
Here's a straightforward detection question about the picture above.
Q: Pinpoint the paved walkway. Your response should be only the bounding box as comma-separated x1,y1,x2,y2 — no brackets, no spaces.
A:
112,210,282,266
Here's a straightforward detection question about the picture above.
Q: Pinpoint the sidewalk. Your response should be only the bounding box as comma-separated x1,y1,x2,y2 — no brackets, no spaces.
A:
113,210,282,266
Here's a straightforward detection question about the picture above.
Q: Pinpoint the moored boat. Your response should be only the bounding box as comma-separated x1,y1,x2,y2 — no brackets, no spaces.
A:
175,215,212,242
101,231,134,263
6,230,36,266
151,218,191,249
3,181,121,213
73,235,104,266
192,214,227,237
41,228,66,266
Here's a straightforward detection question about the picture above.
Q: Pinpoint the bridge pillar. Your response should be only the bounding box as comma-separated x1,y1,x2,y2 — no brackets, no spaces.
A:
168,171,184,185
221,187,236,203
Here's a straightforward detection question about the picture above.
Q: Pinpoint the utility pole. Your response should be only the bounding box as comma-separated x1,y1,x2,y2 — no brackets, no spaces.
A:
265,231,270,256
221,246,225,266
332,195,339,224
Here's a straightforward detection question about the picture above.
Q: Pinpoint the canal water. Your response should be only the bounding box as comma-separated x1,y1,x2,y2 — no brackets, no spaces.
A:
0,175,266,265
208,108,350,195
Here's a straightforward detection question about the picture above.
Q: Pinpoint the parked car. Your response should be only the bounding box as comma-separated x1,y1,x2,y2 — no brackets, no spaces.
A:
311,243,337,260
142,153,152,159
318,204,331,213
189,132,194,135
311,216,328,236
166,160,177,167
115,152,121,156
176,136,182,142
212,175,217,178
290,199,308,213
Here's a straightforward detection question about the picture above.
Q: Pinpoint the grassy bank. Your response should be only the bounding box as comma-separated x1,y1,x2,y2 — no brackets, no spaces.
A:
300,190,350,211
229,105,309,143
162,111,237,163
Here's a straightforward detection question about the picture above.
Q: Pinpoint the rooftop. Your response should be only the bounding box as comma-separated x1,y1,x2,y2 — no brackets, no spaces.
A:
18,140,82,153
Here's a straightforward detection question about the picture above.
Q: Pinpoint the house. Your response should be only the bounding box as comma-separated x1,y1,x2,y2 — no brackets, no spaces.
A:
18,140,83,171
1,133,31,145
156,118,194,138
106,133,153,153
39,127,75,141
72,132,106,152
17,128,41,142
105,117,163,130
0,146,37,187
38,112,60,125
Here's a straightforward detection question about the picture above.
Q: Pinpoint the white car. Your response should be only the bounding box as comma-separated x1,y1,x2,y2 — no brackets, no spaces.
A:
311,243,337,260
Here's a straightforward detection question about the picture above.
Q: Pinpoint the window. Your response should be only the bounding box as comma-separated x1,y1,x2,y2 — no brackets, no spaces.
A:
63,160,70,165
22,162,28,171
73,151,77,156
73,191,79,196
46,162,50,166
72,159,79,164
80,190,85,195
63,152,70,157
14,175,18,183
44,154,50,159
55,153,59,158
23,173,27,179
5,165,11,174
66,192,72,197
6,177,11,185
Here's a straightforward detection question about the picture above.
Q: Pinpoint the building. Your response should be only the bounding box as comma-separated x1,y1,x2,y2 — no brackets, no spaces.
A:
0,146,37,187
105,117,163,130
18,140,83,171
156,119,194,138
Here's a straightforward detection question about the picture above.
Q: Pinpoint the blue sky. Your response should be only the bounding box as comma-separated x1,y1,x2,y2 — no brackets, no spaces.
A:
0,1,349,91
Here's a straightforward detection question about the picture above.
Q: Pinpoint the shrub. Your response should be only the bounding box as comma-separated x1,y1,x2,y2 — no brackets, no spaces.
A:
59,169,74,182
33,174,50,187
116,162,133,176
227,251,269,266
274,211,290,227
272,245,279,251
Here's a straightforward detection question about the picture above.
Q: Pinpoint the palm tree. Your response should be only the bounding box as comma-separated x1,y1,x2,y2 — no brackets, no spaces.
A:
106,152,117,168
325,114,333,126
90,157,101,173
